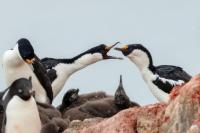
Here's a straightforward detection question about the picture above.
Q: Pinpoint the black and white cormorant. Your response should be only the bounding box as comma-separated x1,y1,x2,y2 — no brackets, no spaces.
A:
1,77,41,133
41,42,122,98
2,38,53,104
115,44,191,103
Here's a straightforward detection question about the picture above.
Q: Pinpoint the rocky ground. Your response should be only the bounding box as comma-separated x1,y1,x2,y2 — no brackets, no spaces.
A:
61,74,200,133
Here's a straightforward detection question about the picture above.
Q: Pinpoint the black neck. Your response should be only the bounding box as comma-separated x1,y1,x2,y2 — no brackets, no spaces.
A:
53,48,97,64
149,64,155,72
144,50,154,69
142,47,155,72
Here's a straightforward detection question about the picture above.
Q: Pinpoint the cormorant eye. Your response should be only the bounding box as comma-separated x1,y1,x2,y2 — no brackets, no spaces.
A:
18,89,23,93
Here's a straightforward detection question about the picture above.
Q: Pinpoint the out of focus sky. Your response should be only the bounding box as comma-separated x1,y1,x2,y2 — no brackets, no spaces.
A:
0,0,200,106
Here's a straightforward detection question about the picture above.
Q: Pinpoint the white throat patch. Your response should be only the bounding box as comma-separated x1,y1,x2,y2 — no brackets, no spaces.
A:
2,46,49,104
127,49,150,71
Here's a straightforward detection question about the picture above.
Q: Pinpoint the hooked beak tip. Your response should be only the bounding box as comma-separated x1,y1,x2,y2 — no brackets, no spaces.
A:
103,42,123,60
114,42,120,46
105,42,120,51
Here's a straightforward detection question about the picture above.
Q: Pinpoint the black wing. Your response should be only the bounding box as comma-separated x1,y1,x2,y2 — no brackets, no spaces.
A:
41,57,75,69
33,55,53,104
41,58,59,83
0,90,7,133
1,113,6,133
154,65,191,82
0,89,8,113
152,65,192,94
41,58,60,69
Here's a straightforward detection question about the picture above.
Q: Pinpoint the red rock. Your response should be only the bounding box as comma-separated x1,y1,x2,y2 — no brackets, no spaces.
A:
160,74,200,133
188,115,200,133
169,85,182,100
63,118,104,133
82,107,140,133
73,74,200,133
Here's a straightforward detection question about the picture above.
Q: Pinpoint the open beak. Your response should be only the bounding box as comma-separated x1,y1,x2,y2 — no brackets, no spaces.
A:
71,93,78,99
103,42,123,60
25,58,35,64
105,42,120,51
76,88,80,93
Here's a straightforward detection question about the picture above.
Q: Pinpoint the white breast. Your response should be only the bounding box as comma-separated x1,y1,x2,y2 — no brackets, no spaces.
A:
2,49,49,103
51,53,103,97
5,96,41,133
51,63,74,97
141,69,169,103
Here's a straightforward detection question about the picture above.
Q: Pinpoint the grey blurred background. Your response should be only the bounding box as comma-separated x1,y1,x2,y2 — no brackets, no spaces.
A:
0,0,199,106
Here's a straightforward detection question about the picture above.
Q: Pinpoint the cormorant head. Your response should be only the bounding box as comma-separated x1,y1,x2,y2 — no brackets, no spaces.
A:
87,42,122,60
9,77,35,101
17,38,35,64
115,44,153,70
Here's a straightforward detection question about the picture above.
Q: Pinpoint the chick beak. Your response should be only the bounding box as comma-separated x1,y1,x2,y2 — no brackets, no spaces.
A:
25,58,35,64
71,93,78,99
103,42,123,60
76,88,80,93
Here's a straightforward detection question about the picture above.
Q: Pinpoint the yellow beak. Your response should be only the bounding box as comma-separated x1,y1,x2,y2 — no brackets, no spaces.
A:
25,58,35,64
122,45,129,50
114,45,129,51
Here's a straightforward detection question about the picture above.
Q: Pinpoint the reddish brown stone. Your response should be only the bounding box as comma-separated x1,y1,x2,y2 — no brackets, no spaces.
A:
63,74,200,133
